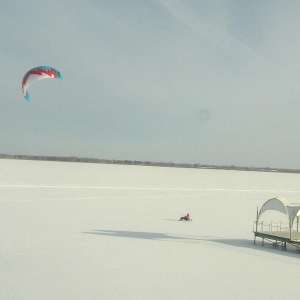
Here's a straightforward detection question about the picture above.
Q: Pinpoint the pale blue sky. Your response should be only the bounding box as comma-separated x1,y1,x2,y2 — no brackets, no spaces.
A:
1,0,300,169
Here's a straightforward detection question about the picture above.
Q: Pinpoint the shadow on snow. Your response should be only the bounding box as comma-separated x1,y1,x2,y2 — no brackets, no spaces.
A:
84,230,192,241
83,230,300,258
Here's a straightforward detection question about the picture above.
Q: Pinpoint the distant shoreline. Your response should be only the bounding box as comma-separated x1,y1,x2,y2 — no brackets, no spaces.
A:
1,153,299,174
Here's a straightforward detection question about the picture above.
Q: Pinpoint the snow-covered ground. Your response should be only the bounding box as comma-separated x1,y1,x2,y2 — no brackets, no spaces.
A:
1,159,300,299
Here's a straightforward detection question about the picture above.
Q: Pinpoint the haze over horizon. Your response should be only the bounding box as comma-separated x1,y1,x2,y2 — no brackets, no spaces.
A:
1,1,300,169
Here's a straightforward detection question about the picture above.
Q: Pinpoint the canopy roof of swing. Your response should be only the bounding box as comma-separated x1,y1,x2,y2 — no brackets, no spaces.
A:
258,197,300,226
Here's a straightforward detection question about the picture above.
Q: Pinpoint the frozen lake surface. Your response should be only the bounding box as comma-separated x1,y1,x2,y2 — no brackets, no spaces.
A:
1,159,300,299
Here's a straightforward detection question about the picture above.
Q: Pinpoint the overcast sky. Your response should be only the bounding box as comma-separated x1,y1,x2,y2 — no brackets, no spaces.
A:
1,0,300,169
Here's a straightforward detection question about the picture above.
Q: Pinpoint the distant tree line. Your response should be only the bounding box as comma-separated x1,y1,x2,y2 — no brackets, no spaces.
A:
0,153,300,174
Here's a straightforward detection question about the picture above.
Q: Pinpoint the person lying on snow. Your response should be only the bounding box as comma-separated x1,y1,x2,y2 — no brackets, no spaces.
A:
180,213,192,221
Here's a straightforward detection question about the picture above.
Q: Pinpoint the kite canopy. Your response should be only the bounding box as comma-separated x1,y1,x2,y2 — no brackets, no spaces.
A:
258,197,300,227
22,66,63,101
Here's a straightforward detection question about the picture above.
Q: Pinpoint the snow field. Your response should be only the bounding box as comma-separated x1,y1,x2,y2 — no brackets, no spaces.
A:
1,159,300,299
